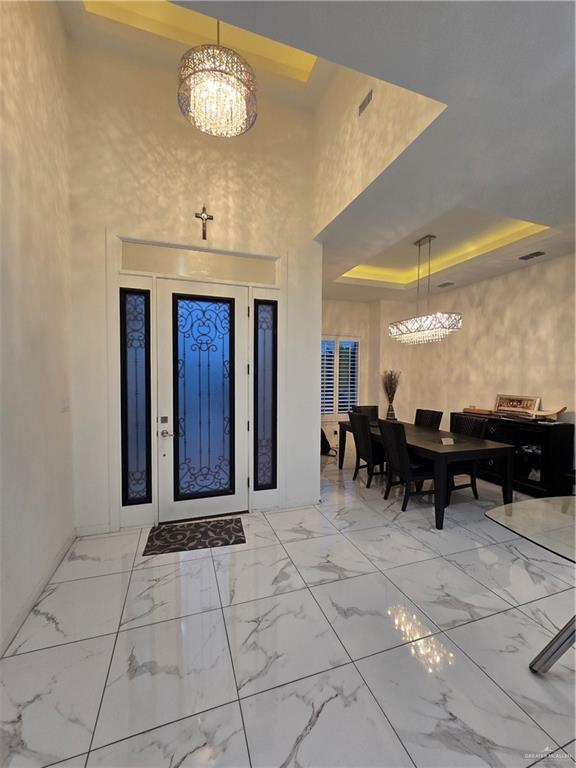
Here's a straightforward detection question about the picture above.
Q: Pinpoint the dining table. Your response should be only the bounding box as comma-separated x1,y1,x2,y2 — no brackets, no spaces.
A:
338,419,515,529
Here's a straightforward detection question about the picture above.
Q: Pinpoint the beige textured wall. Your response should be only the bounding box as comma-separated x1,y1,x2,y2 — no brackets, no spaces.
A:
0,2,74,651
68,46,320,531
312,67,445,237
378,254,576,428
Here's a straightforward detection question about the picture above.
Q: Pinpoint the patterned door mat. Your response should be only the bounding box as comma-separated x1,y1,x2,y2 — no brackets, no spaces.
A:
142,516,246,555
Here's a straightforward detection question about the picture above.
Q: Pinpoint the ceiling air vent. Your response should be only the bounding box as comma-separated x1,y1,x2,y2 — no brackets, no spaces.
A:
358,89,373,116
437,281,455,288
519,250,545,261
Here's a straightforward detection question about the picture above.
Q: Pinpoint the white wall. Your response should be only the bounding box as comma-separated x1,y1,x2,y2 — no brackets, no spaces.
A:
378,254,576,427
286,243,323,505
68,45,321,531
312,66,445,237
0,1,74,651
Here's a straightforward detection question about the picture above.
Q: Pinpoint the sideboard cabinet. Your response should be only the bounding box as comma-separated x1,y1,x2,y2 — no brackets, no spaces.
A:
450,412,574,498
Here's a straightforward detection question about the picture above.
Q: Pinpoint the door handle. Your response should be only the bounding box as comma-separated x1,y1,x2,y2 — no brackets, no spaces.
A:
160,429,174,438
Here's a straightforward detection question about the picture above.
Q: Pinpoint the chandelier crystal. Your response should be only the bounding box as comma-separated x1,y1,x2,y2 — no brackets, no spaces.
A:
389,311,462,345
389,235,462,345
178,34,257,138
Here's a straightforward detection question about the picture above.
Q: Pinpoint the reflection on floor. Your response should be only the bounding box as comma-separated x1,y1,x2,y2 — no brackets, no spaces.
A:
2,456,575,767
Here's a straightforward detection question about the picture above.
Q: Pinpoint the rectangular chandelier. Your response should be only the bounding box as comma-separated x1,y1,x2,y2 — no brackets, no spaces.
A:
388,311,462,345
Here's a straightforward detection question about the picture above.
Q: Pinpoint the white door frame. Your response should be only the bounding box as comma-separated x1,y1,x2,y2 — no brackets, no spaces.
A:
157,278,249,522
105,230,283,531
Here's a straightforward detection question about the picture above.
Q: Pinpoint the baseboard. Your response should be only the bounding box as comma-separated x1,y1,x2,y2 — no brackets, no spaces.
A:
75,523,118,537
120,506,155,529
251,503,282,514
0,530,76,656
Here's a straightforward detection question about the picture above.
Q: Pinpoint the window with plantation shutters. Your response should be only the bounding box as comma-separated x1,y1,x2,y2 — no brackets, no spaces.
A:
337,340,359,413
320,339,335,414
321,337,360,416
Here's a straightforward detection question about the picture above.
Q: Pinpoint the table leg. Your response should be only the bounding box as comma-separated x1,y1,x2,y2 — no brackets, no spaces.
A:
502,448,514,504
434,459,447,529
530,616,575,674
338,425,346,470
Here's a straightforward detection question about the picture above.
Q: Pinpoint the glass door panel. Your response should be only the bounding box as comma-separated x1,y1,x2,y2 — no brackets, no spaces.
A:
173,294,234,500
157,279,248,522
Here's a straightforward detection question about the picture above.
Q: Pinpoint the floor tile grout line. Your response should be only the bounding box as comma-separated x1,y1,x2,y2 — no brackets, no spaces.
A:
1,534,141,660
211,539,289,562
48,566,137,586
7,480,573,763
444,623,567,750
118,604,224,634
302,501,575,646
496,541,576,589
3,551,571,664
303,474,573,761
512,586,576,631
45,751,88,768
284,534,453,660
0,629,120,661
209,546,254,768
83,526,142,762
74,698,240,760
308,514,520,620
277,535,419,768
441,549,574,606
0,532,82,659
350,657,419,768
380,545,524,614
275,540,353,665
446,536,576,590
318,503,528,561
371,553,575,637
237,660,354,702
214,516,574,640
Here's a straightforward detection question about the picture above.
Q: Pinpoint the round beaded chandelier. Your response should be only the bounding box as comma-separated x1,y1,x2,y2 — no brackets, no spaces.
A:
388,235,462,345
177,22,257,139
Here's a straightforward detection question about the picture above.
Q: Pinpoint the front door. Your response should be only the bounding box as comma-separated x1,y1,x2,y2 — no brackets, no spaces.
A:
157,279,249,521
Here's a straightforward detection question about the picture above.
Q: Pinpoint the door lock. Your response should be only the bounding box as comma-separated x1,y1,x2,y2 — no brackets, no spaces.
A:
160,429,174,438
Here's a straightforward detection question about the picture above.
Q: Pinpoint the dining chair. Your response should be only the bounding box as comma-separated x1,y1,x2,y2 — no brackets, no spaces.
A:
414,408,443,430
448,413,487,501
378,419,435,511
352,405,379,422
348,411,385,488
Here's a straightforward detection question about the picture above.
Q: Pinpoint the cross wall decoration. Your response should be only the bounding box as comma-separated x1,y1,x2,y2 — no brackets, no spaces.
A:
195,205,213,240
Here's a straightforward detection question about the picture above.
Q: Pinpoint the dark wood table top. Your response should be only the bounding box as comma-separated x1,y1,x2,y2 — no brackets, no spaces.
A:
386,423,512,456
340,419,513,458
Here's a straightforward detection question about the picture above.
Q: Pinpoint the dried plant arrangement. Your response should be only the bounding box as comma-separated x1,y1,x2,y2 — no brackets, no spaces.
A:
382,370,401,420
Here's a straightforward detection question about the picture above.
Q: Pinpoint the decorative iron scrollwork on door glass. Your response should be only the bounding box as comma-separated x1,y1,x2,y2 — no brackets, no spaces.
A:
254,300,278,490
120,289,152,505
173,295,235,500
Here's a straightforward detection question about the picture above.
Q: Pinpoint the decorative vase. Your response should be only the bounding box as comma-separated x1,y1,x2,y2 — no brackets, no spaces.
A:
381,370,401,422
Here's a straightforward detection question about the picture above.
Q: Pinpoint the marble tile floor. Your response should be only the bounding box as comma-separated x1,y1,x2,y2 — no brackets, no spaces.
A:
2,460,575,767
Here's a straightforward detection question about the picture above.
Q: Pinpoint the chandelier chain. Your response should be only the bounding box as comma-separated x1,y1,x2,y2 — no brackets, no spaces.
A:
389,234,462,345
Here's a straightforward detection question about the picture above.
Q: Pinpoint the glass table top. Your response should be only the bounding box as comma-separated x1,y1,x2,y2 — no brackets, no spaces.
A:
486,496,575,562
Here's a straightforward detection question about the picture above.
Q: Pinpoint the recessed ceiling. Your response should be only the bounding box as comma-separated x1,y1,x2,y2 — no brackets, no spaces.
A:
58,1,339,111
182,2,574,302
325,223,573,301
59,1,574,303
340,208,550,286
83,1,317,83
